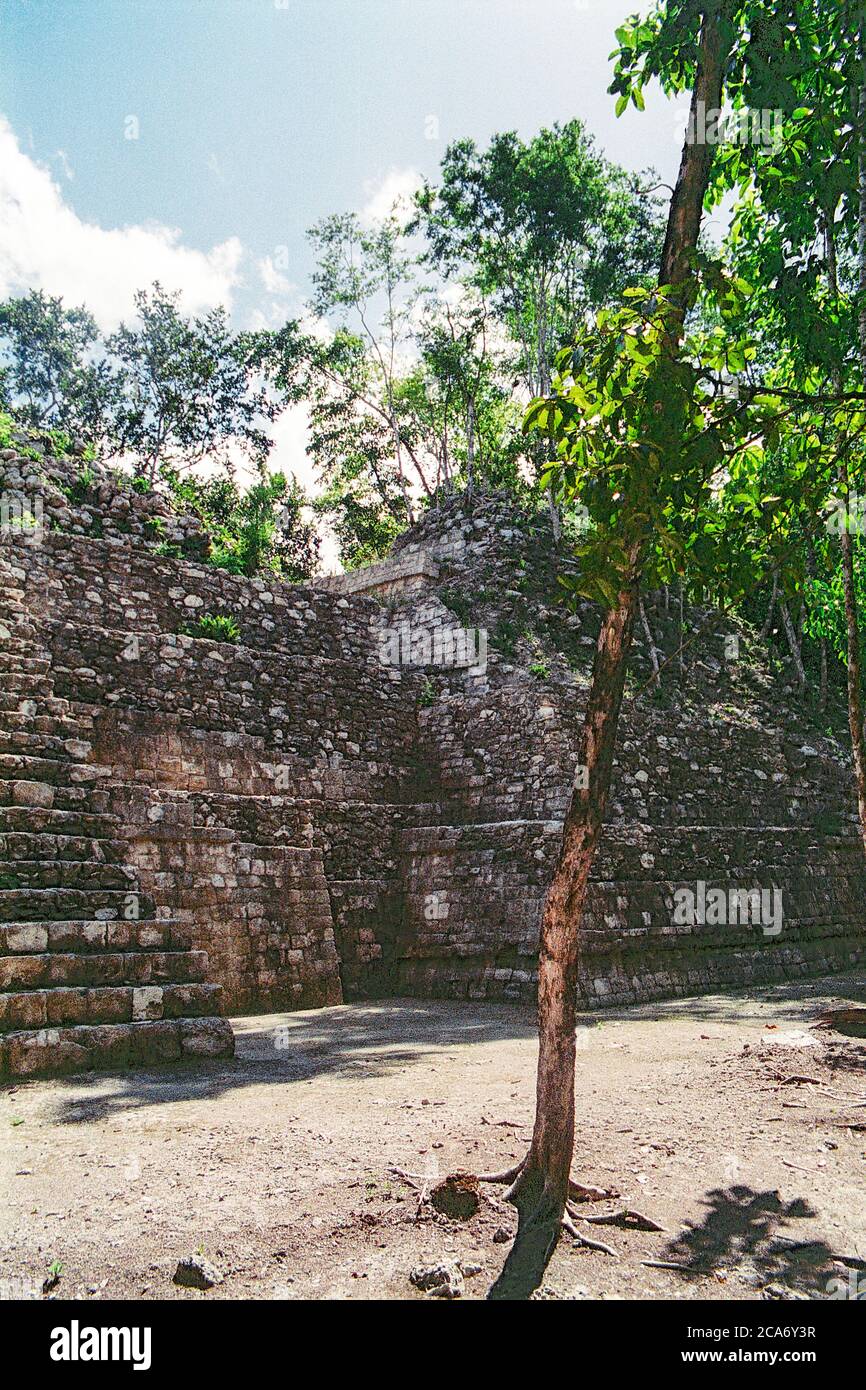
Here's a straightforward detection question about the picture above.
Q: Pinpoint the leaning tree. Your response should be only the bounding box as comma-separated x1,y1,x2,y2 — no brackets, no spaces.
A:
448,0,846,1301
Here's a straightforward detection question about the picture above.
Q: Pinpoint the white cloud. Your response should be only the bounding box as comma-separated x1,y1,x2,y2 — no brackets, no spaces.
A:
54,149,74,182
299,310,333,344
0,116,244,331
230,404,341,573
266,403,312,487
359,166,423,226
257,255,295,298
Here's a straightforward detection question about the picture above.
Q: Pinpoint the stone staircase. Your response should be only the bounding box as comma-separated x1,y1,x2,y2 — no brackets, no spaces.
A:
0,550,234,1077
3,441,864,1058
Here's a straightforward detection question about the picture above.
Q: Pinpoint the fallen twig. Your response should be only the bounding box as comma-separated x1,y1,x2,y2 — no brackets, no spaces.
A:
387,1165,424,1191
642,1259,691,1271
818,1091,866,1106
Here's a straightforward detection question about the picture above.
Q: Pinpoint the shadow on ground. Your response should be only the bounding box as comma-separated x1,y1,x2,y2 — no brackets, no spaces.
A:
43,997,538,1125
27,973,866,1130
594,972,866,1028
661,1185,853,1296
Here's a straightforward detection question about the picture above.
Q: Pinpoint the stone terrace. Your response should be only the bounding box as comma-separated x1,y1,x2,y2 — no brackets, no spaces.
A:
1,434,864,1075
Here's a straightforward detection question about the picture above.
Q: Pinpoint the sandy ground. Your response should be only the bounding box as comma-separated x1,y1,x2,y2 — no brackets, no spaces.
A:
2,976,866,1301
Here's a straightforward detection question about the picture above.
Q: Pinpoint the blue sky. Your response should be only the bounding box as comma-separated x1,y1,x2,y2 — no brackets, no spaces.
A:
0,0,697,329
0,0,706,532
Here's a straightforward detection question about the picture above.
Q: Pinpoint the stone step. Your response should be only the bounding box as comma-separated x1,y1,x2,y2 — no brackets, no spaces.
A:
0,917,192,955
0,609,40,627
0,672,55,695
0,598,37,619
0,654,51,675
0,859,135,891
0,831,126,864
0,715,89,742
0,752,105,788
0,624,43,645
0,1015,235,1077
0,596,37,615
0,805,114,837
0,622,29,637
0,782,110,817
0,694,70,718
0,980,220,1033
0,731,92,760
0,948,209,991
0,630,42,649
0,886,155,923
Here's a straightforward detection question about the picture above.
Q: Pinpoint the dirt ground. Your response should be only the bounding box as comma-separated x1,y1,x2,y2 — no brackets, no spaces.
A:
2,975,866,1301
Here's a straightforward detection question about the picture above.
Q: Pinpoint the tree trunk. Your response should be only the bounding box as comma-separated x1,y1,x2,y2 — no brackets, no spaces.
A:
488,2,731,1300
387,388,414,527
778,591,807,694
823,110,866,858
678,579,686,685
760,570,778,639
837,464,866,854
538,356,562,542
488,559,640,1300
639,595,662,691
805,537,828,711
849,58,866,857
466,396,476,501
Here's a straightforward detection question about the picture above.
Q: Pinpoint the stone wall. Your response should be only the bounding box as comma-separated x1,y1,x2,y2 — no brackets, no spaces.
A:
383,497,866,1002
9,528,425,1014
3,438,865,1050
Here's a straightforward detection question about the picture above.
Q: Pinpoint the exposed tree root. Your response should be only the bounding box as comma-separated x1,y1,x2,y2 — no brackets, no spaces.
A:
464,1163,659,1275
567,1179,620,1204
475,1160,526,1186
476,1161,616,1205
579,1207,666,1233
473,1161,627,1287
562,1210,619,1257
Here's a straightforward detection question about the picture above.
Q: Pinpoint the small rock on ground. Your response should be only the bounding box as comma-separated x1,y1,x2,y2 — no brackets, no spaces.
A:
409,1262,465,1299
173,1256,224,1291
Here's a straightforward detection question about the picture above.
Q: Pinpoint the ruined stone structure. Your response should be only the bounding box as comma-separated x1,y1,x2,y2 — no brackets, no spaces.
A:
2,432,865,1077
